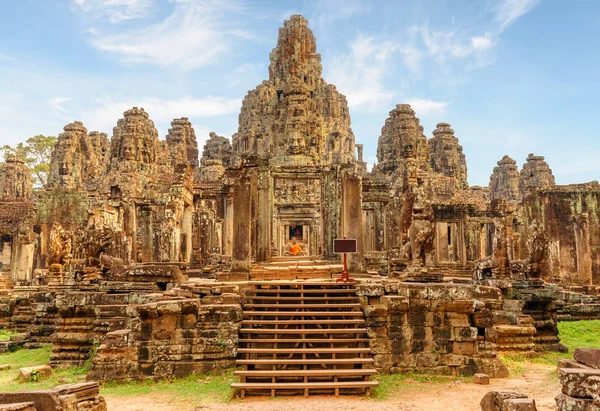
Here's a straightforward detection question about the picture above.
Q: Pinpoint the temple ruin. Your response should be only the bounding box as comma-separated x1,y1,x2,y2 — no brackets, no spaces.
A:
0,14,599,402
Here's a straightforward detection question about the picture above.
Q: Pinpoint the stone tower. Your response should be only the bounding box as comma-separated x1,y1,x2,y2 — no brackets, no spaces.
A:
489,155,520,201
0,155,33,201
166,117,199,169
519,153,555,195
429,122,468,189
48,121,109,189
233,14,355,166
110,107,161,169
374,104,429,177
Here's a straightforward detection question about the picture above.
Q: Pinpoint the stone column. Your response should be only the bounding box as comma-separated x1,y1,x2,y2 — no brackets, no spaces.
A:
322,169,340,258
232,170,252,272
255,167,271,263
342,172,366,273
573,214,592,285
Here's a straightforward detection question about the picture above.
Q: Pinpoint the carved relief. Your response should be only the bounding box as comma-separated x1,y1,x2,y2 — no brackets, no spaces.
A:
274,178,321,204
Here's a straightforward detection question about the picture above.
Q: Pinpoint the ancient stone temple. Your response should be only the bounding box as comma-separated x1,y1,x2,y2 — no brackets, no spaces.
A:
228,14,362,272
0,13,600,401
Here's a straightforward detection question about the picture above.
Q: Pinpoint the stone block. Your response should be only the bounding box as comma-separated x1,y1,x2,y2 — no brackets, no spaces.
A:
0,402,36,411
559,368,600,398
18,365,52,382
555,393,593,411
574,348,600,369
558,359,592,371
502,398,537,411
480,391,528,411
0,364,10,371
473,373,490,385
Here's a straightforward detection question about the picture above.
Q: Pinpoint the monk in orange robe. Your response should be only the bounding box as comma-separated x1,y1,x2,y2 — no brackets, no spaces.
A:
289,239,302,256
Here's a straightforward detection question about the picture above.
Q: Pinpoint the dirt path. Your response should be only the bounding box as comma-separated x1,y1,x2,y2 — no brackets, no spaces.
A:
104,364,560,411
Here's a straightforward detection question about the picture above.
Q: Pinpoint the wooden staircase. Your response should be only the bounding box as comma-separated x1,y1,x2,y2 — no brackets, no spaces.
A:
232,281,378,397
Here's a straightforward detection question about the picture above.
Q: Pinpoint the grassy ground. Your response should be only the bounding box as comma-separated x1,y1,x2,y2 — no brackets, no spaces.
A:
0,345,89,391
501,319,600,375
0,328,21,341
0,320,598,406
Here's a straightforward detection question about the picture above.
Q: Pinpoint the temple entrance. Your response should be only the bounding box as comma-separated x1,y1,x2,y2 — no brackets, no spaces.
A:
288,225,303,240
280,224,310,256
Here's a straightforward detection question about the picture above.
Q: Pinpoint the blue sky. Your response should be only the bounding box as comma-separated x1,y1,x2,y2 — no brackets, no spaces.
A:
0,0,598,186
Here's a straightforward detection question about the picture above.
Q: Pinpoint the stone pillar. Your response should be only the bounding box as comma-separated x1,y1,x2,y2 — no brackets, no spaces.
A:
342,172,366,273
232,170,252,272
573,214,592,285
255,167,271,263
225,194,233,256
322,169,340,258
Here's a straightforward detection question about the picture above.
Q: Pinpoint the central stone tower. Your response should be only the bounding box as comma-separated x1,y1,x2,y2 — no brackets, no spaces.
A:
231,15,364,272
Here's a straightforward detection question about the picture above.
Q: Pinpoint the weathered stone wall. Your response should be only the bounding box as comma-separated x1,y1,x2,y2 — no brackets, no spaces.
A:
87,298,242,381
522,183,600,286
358,281,508,377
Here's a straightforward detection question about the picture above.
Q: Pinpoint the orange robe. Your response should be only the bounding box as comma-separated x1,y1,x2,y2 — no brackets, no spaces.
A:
289,244,302,255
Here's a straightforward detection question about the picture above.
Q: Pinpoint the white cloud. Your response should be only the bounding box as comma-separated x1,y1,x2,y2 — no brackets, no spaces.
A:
406,99,449,117
494,0,541,32
83,0,254,71
73,0,156,23
471,33,495,51
48,97,72,119
83,95,241,134
0,53,16,62
326,33,397,112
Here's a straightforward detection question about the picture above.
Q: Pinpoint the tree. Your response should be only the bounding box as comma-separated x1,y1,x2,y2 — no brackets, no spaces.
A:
1,134,57,188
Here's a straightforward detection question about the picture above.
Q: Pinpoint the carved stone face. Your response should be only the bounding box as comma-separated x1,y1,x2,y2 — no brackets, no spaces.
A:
287,130,306,155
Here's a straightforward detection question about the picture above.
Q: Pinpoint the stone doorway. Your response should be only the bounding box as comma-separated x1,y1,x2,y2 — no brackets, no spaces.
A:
281,224,310,256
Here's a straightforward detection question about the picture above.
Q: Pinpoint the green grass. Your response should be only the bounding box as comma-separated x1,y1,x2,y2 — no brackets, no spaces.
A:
371,372,456,400
0,345,89,391
501,320,600,375
0,328,21,342
101,369,236,406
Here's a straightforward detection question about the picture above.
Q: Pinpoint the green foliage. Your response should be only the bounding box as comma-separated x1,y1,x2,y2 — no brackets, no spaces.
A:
1,134,57,188
0,328,21,342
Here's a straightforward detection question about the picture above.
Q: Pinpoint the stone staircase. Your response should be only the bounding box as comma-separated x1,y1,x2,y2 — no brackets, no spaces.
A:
232,281,378,397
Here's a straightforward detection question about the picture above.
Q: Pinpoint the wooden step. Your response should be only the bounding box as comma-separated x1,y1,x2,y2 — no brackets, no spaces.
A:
238,347,372,354
236,358,375,365
235,369,377,377
248,288,356,294
239,338,369,344
244,303,361,309
247,296,358,301
242,319,364,325
231,381,379,390
240,328,368,334
243,311,363,317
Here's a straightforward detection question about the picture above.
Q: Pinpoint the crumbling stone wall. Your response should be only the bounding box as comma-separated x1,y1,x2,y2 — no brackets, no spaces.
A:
87,298,242,381
358,281,508,377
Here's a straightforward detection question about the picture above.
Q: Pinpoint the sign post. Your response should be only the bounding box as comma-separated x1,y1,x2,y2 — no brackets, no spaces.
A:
333,238,357,283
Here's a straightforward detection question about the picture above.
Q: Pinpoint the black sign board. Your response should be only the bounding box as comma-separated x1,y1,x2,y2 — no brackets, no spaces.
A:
333,239,357,254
